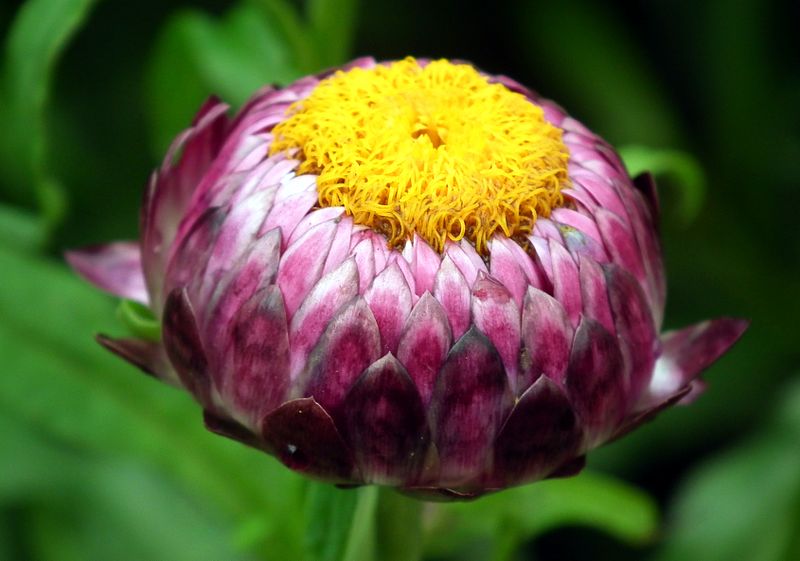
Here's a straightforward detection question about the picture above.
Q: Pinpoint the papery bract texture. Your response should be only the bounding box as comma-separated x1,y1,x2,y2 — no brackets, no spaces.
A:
68,57,747,499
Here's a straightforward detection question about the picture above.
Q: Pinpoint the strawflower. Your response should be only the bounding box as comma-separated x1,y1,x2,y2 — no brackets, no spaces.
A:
68,57,747,499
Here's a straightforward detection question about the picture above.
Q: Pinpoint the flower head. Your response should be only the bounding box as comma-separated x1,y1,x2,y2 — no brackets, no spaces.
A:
68,57,747,499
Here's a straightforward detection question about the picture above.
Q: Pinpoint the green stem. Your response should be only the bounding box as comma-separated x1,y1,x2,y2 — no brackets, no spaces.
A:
341,486,379,561
303,484,424,561
374,488,424,561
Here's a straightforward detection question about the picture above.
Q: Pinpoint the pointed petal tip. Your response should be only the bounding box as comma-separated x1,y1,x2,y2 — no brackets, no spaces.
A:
66,242,148,304
261,397,357,483
520,285,573,389
664,316,749,379
677,379,708,405
396,291,453,405
565,316,627,441
717,317,751,340
429,326,513,486
341,354,428,484
203,410,261,449
162,287,212,403
301,296,382,414
643,317,748,409
95,333,160,379
226,285,291,421
494,375,581,486
546,455,586,479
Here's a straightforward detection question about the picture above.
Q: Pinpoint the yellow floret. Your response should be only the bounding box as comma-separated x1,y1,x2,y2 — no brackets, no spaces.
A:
269,57,569,254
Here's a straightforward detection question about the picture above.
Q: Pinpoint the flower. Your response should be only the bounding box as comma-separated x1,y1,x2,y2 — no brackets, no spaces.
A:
67,57,747,499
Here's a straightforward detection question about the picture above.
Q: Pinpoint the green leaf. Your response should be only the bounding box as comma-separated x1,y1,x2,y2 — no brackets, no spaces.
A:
0,246,306,559
143,10,211,158
117,299,161,341
0,410,85,502
307,0,358,68
0,0,99,227
652,380,800,561
146,3,303,155
512,0,682,147
0,408,254,561
247,0,320,73
0,203,46,253
27,461,257,561
424,471,658,561
619,145,706,226
304,484,379,561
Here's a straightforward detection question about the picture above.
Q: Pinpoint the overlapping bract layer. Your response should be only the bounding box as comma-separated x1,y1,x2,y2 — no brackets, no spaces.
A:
67,58,746,498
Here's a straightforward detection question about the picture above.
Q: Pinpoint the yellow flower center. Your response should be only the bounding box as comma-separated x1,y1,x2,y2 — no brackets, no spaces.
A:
270,58,569,254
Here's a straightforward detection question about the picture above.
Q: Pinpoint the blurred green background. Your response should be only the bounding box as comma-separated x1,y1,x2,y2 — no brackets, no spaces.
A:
1,0,798,560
